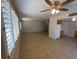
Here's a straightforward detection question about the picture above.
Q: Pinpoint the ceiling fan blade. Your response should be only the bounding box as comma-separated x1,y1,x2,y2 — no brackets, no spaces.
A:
59,8,69,11
54,1,60,6
61,0,74,6
69,12,77,16
45,0,53,7
40,9,50,12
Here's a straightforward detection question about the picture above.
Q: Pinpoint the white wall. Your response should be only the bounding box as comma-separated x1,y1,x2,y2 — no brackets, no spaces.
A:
22,20,46,33
49,16,61,40
62,20,77,37
49,18,57,39
55,24,61,39
49,19,61,39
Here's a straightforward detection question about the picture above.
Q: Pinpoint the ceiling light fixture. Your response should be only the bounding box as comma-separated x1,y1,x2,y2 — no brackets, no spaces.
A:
56,10,60,14
51,9,60,14
51,9,56,14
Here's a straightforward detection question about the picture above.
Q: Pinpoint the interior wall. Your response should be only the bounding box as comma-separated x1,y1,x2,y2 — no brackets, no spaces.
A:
44,20,49,32
22,20,46,33
49,16,58,39
62,20,77,37
49,18,61,39
49,14,64,40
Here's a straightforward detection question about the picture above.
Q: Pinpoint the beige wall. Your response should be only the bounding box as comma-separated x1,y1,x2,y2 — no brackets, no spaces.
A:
22,20,46,33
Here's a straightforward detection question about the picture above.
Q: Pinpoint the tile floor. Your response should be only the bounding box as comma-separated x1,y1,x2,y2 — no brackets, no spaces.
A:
20,32,77,59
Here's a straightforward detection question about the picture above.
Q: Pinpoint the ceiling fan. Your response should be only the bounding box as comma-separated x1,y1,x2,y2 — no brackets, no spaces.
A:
40,0,74,14
69,12,77,16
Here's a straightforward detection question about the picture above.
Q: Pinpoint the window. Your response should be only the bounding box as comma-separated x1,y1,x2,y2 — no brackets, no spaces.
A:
11,10,19,42
2,0,14,56
1,0,20,56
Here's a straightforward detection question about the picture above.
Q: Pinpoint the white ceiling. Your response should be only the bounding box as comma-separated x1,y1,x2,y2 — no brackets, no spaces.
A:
13,0,77,20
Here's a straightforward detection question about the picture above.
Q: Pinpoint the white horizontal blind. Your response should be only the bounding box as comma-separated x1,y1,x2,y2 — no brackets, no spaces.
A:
1,0,14,56
11,10,19,42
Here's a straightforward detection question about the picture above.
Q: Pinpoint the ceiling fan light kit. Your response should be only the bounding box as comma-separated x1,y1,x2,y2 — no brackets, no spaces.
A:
51,9,56,14
56,10,60,14
51,9,60,14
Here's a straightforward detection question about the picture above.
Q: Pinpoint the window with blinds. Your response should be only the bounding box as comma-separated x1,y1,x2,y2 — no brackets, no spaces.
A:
1,0,16,56
11,10,19,42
